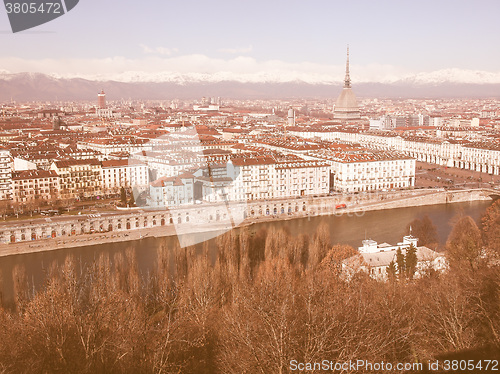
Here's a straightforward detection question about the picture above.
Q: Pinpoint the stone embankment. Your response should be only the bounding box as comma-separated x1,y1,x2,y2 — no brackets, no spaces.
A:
0,188,495,257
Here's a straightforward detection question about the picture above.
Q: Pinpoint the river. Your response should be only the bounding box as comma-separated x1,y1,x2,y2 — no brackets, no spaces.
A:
0,200,492,307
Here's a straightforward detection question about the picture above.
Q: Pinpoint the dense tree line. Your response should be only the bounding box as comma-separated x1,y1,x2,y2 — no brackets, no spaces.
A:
0,201,499,373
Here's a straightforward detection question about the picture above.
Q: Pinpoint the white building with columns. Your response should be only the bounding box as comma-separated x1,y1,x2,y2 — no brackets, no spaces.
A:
288,128,500,175
308,149,415,193
230,156,330,201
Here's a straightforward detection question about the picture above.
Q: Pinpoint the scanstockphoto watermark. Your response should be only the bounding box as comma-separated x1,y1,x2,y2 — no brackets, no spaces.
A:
125,122,390,247
4,0,79,33
125,121,375,247
290,360,424,372
129,124,247,248
290,359,499,372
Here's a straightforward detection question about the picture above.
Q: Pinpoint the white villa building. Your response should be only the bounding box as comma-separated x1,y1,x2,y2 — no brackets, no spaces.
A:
342,234,447,281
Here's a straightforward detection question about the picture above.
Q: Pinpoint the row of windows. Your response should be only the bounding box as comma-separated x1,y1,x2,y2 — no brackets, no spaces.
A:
15,182,56,188
15,178,56,183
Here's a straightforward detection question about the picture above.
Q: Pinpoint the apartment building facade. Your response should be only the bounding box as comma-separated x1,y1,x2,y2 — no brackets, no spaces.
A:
290,128,500,175
50,159,102,200
11,170,59,203
149,173,194,208
101,159,149,194
77,137,152,157
230,156,330,201
0,148,12,201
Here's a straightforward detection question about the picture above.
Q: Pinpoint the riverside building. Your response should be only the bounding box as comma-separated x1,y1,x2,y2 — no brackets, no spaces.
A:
309,149,415,193
101,159,149,195
342,234,447,281
50,159,102,200
11,170,59,203
289,128,500,175
0,148,12,201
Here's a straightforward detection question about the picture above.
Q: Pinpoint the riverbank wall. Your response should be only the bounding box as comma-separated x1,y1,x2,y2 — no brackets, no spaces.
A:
347,188,493,214
0,188,495,257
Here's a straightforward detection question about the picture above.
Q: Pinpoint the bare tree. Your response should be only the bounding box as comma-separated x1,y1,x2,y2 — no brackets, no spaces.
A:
307,222,330,269
481,199,500,256
446,215,483,271
406,215,439,249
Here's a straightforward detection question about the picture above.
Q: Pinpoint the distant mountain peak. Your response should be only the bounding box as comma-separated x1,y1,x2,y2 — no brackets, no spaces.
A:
398,68,500,85
1,71,500,101
2,68,500,86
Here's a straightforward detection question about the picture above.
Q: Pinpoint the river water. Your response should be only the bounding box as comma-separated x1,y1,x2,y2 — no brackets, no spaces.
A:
0,200,492,306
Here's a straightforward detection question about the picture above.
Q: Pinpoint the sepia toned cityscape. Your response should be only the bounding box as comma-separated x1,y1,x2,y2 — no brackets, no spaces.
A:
0,0,499,373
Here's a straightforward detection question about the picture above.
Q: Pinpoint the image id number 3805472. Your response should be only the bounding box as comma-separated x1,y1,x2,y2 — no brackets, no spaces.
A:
5,2,62,14
442,360,498,372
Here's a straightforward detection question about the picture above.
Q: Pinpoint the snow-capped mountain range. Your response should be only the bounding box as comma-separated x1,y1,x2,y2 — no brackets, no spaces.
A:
2,67,500,85
398,68,500,85
0,68,499,101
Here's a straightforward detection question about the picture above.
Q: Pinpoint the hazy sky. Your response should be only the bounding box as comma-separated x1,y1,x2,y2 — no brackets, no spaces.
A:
1,0,499,82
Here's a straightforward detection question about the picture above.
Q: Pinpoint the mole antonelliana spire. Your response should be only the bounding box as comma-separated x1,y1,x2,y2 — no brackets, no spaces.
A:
333,45,361,121
344,45,351,88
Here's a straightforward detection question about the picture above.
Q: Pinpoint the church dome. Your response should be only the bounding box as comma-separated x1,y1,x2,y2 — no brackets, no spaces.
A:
335,88,358,111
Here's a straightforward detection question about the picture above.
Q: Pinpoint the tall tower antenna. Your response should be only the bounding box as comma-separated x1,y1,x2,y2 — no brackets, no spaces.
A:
344,45,351,88
333,45,360,121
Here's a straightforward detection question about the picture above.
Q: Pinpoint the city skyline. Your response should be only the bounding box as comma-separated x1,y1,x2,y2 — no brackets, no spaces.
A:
1,0,500,84
0,1,499,368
